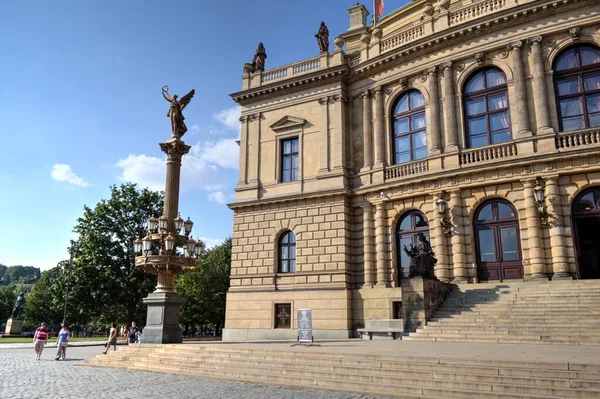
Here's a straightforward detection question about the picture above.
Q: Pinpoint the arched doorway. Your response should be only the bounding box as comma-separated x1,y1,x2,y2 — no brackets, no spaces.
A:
396,210,430,279
572,187,600,279
474,199,523,281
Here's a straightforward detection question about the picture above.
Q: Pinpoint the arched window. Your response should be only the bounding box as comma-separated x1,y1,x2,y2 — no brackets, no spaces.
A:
571,187,600,279
392,90,427,164
463,67,511,148
278,231,296,273
474,199,522,281
396,210,429,278
553,45,600,131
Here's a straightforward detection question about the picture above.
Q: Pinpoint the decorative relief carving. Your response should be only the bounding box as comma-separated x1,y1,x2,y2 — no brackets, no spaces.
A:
159,140,191,158
423,4,434,17
398,77,408,89
318,97,329,105
249,113,261,121
419,74,428,83
522,165,533,174
384,87,394,96
527,36,543,46
544,38,557,48
334,37,344,50
372,28,383,40
361,90,370,99
372,86,383,94
506,41,523,52
496,50,509,59
569,26,581,40
360,33,371,45
239,115,249,123
426,66,437,76
455,63,465,72
440,61,453,71
474,53,485,64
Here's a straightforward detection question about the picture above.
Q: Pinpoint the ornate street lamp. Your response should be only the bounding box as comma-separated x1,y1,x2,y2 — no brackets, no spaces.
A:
435,193,454,236
534,179,549,226
62,240,78,325
132,85,199,344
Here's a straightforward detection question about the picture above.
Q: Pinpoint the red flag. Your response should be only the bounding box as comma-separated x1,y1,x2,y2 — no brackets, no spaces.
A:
375,0,384,18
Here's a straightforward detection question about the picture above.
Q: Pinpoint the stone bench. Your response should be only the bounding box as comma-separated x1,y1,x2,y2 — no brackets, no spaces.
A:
358,319,405,340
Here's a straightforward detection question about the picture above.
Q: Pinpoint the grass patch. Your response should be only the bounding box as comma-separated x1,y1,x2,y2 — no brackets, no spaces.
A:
0,337,108,344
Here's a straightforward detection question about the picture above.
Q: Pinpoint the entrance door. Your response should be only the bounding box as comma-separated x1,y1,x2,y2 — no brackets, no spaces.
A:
573,188,600,279
396,210,430,279
474,199,523,281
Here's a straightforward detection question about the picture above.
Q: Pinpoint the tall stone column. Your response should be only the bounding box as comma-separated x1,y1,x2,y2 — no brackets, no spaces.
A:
375,202,389,286
373,86,385,168
362,202,375,286
238,115,249,185
318,97,330,173
330,95,346,170
449,190,468,282
248,113,261,183
527,36,553,135
426,67,441,154
160,138,190,234
441,62,458,151
546,176,571,279
507,41,531,137
523,179,548,279
361,91,373,171
432,195,449,282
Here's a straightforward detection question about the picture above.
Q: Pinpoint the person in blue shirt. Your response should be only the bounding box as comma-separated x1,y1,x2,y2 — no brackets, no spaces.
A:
55,323,70,360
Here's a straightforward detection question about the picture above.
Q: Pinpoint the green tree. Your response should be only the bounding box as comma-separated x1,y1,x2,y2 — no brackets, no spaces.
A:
0,285,18,321
23,266,64,328
1,265,41,285
71,183,163,327
176,238,231,335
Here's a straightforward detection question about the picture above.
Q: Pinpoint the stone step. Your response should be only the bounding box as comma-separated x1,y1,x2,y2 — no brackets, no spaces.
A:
402,335,599,345
417,328,600,337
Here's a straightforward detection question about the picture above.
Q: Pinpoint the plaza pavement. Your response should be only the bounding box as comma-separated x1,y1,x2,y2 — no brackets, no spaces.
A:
0,344,390,399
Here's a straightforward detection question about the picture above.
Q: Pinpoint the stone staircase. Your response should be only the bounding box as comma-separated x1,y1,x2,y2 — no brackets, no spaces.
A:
404,280,600,345
79,343,600,398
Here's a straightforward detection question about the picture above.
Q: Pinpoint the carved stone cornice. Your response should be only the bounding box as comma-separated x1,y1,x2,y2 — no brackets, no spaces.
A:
159,138,191,158
527,36,543,46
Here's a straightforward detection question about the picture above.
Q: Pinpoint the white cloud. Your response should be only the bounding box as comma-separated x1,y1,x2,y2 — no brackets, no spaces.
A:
197,139,239,169
115,154,165,191
50,164,91,187
208,191,231,204
213,106,241,133
198,237,225,249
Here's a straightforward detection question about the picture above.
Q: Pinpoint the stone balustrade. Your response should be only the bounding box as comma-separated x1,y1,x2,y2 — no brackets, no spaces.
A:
380,24,424,53
348,52,361,67
261,67,288,83
449,0,507,27
384,160,429,181
459,141,517,165
255,54,334,86
555,128,600,150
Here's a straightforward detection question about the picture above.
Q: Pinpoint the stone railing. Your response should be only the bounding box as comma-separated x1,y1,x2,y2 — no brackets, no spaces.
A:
449,0,507,26
381,24,424,53
261,67,288,84
385,160,429,181
555,129,600,150
292,57,320,74
459,141,517,165
260,55,325,85
348,52,361,67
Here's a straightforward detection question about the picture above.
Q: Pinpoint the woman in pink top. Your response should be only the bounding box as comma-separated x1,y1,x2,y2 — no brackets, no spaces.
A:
33,322,49,360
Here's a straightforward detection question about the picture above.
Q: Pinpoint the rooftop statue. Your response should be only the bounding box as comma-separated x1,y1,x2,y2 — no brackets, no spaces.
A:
403,232,438,279
316,22,329,53
243,43,267,74
162,86,195,138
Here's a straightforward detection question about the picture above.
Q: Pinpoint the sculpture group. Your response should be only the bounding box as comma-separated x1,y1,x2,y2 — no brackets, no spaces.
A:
403,233,438,279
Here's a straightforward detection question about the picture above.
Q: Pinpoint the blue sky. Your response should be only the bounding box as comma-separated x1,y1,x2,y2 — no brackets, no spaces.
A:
0,1,394,269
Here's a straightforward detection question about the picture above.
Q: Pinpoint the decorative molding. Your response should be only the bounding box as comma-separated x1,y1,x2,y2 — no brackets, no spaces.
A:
455,63,465,72
419,74,428,83
361,90,371,99
527,35,543,46
249,113,261,121
398,77,408,89
239,115,249,123
372,85,383,94
544,38,557,47
269,115,307,132
318,97,329,105
440,61,453,71
384,87,394,96
425,66,437,76
474,52,485,64
496,50,509,59
506,41,523,51
569,26,581,40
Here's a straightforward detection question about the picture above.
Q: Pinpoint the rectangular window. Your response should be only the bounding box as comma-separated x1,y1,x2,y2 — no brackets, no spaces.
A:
274,303,291,329
281,138,299,183
392,302,403,320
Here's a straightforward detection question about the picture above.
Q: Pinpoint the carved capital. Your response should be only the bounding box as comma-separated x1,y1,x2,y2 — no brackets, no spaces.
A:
569,26,581,40
425,66,437,76
372,86,383,95
527,35,543,46
440,61,453,71
318,97,329,105
506,41,523,52
361,90,371,99
249,113,260,121
239,115,249,123
159,139,191,158
474,52,485,64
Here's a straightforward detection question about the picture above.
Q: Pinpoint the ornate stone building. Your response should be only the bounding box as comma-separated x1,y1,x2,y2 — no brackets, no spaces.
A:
224,0,600,341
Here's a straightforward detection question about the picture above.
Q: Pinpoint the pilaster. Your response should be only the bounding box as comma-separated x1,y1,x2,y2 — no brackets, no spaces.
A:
362,202,375,286
425,67,441,154
238,116,249,185
507,41,532,138
523,179,548,280
527,36,554,136
318,97,330,174
375,202,389,286
431,194,449,282
248,113,261,184
449,190,468,282
373,86,385,168
441,62,458,152
546,176,571,279
361,91,373,171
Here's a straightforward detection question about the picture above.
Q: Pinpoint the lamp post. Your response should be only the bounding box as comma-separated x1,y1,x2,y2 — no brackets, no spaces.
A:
62,240,78,325
132,86,200,344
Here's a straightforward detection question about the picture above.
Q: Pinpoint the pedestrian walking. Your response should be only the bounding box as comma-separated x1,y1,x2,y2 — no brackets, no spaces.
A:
121,325,127,341
55,323,70,360
128,321,139,344
33,322,49,360
103,323,118,354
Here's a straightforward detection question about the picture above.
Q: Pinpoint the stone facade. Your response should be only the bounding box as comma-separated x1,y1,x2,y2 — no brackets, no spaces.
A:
224,0,600,341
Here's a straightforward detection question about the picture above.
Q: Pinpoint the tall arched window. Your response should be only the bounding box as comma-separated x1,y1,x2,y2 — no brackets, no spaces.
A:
553,45,600,131
392,90,427,164
463,67,511,148
396,210,430,278
278,231,296,273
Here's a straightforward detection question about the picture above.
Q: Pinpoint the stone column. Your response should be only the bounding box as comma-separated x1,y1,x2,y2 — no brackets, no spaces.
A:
318,97,330,173
426,67,441,154
160,137,191,235
248,113,261,183
432,195,449,282
527,36,553,135
507,41,531,137
449,190,468,282
546,176,571,279
330,95,346,170
238,115,249,185
361,91,373,171
373,86,385,168
362,202,375,286
523,179,548,279
441,62,458,151
375,202,389,286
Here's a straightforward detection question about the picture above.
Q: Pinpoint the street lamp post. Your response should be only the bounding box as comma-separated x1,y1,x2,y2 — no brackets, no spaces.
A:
132,86,201,344
62,240,78,325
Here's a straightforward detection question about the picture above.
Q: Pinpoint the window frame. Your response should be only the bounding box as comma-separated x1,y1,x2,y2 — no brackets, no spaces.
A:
391,90,427,164
553,45,600,132
280,137,299,183
278,230,296,274
463,67,512,149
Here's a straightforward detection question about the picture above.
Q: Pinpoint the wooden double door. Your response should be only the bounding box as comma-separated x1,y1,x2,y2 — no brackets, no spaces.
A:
474,199,523,281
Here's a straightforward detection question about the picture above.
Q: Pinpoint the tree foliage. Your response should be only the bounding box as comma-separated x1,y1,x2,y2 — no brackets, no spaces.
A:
0,285,18,322
176,238,231,334
23,266,64,328
0,265,41,285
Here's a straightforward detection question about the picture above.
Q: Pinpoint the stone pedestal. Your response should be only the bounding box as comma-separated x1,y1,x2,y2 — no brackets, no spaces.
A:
5,318,23,335
141,292,184,344
401,277,453,332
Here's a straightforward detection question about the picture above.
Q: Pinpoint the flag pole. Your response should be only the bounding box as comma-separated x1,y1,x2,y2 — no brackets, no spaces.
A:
373,0,377,27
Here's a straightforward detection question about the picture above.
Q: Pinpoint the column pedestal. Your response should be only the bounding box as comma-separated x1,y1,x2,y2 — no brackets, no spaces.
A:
141,292,185,344
401,277,453,332
4,318,23,335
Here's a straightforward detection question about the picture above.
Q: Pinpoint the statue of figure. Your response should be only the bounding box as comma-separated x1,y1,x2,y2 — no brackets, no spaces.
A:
403,233,438,279
316,22,329,53
162,86,195,138
252,42,267,72
11,293,25,319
